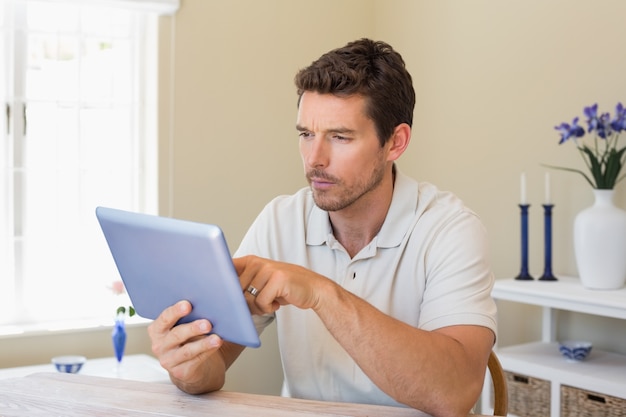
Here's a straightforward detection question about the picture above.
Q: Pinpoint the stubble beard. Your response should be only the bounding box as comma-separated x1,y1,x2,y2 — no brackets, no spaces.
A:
308,158,387,212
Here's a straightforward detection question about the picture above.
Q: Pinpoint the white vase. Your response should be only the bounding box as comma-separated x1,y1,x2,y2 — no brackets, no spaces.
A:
574,189,626,290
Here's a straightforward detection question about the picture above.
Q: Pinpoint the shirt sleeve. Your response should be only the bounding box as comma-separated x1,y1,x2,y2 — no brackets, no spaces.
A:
417,209,497,337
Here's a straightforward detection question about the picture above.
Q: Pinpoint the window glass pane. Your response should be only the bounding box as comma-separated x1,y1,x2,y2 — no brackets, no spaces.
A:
26,1,78,32
81,6,131,38
26,34,79,101
81,37,134,103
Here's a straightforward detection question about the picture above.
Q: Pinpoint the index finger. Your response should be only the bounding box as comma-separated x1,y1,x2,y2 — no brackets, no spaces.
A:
232,255,249,277
232,255,256,289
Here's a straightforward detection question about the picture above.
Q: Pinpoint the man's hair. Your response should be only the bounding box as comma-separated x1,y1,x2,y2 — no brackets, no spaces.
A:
294,38,415,146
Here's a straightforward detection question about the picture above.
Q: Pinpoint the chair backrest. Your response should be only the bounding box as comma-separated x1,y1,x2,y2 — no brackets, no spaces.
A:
488,351,508,416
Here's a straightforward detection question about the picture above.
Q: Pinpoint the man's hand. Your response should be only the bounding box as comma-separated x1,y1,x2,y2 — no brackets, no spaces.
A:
148,300,242,394
234,255,330,315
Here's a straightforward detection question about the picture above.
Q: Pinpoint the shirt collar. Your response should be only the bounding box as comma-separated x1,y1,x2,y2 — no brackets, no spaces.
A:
305,170,418,249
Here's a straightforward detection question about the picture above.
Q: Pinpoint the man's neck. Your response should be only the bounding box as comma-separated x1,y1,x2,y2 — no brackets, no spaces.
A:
329,169,395,258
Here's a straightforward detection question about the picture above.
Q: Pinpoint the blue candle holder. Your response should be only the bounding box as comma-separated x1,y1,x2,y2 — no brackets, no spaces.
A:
515,204,534,280
539,204,558,281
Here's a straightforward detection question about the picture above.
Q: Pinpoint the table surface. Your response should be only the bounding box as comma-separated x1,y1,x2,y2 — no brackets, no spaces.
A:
0,372,491,417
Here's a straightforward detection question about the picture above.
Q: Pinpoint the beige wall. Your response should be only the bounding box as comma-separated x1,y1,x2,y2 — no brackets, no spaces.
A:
3,0,625,397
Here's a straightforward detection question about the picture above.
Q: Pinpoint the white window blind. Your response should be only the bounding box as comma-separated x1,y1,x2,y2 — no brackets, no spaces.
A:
0,0,164,332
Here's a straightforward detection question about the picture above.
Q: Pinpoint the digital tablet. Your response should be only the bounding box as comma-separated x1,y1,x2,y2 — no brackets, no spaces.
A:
95,206,261,348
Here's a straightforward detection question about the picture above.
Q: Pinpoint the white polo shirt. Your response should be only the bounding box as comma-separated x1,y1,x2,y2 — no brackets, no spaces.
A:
234,170,497,409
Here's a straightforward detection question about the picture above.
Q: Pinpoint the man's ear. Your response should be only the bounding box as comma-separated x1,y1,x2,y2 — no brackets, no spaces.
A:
386,123,411,162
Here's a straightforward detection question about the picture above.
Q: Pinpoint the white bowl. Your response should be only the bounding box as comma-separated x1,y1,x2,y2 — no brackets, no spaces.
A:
51,355,86,373
558,341,592,361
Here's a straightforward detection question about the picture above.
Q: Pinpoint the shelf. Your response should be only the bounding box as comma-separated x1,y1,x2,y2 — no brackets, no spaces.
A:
493,276,626,319
483,276,626,416
497,342,626,399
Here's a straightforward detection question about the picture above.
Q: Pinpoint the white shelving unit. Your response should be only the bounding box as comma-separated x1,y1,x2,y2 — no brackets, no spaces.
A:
481,276,626,416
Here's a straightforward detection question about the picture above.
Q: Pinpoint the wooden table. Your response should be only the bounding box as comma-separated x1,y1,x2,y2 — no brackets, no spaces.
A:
0,372,491,417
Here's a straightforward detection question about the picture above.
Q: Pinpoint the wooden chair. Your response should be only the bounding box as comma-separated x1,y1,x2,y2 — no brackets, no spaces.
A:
488,350,508,416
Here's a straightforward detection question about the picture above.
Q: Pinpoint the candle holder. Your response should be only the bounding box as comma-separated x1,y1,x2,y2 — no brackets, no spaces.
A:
539,204,558,281
515,204,534,280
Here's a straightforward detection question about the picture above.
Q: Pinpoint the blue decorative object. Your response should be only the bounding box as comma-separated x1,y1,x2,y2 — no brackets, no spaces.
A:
52,355,86,373
516,204,534,280
559,341,592,361
539,204,558,281
112,318,127,363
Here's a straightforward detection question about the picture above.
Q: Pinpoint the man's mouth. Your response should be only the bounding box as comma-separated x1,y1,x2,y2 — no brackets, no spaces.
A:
310,178,334,189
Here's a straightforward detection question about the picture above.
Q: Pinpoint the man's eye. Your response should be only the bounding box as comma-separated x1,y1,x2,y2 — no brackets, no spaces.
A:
298,131,313,139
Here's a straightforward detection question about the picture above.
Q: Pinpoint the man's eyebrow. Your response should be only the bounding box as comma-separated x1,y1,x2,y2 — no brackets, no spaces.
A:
329,127,356,134
295,125,356,134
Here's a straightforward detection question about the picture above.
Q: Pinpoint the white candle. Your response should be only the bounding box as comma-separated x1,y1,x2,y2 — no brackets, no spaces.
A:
545,172,551,204
520,172,527,205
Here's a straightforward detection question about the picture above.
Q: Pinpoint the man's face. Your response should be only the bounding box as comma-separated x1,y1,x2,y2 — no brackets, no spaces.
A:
296,92,390,212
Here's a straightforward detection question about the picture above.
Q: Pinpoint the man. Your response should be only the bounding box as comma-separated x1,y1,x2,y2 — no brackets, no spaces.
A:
148,38,496,417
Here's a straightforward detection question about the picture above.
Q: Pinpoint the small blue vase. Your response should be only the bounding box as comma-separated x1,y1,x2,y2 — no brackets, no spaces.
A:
112,319,127,363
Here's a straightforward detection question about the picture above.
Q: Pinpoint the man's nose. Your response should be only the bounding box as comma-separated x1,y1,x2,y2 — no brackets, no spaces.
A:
303,137,329,168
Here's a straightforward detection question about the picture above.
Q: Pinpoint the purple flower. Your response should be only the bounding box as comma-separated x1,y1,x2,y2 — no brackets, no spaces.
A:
585,103,613,138
584,103,598,125
554,117,585,144
584,104,599,132
611,102,626,132
597,112,613,138
549,103,626,189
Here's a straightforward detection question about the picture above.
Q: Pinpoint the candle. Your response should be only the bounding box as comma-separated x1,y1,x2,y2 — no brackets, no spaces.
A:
520,172,527,205
544,172,551,204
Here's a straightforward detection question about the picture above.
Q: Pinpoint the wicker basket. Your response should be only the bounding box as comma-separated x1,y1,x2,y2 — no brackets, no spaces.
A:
498,371,551,416
561,385,626,417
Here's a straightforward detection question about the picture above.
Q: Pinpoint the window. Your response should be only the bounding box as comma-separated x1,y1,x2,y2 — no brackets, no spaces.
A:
0,0,174,332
